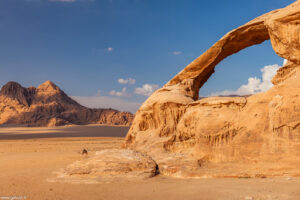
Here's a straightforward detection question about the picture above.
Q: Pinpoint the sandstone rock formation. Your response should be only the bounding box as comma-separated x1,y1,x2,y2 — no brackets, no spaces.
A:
49,149,158,183
123,1,300,178
0,81,134,127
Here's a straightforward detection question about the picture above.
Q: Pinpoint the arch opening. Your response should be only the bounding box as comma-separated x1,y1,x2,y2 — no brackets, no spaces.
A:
198,40,284,98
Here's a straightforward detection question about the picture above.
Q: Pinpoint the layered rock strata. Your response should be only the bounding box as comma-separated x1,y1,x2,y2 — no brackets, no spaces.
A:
123,1,300,178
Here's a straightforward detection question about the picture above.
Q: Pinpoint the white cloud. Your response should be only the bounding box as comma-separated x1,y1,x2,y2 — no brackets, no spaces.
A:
91,47,113,55
283,59,288,66
210,64,280,96
134,84,159,96
109,87,130,97
71,96,141,113
118,78,136,85
173,51,182,55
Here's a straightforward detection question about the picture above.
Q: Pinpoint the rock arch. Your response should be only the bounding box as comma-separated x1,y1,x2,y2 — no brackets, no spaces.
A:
123,1,300,178
167,18,270,100
165,1,300,100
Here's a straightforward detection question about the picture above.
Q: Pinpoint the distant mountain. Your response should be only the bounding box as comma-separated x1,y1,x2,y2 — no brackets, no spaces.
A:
0,81,134,127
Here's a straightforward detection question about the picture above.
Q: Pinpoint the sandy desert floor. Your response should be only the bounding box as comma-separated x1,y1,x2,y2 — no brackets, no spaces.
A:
0,126,299,200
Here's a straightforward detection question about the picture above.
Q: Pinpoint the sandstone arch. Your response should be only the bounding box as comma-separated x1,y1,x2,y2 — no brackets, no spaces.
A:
167,18,270,100
123,1,300,178
166,1,300,100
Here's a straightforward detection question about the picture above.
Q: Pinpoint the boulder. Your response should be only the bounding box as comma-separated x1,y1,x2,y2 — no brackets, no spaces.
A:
49,149,158,183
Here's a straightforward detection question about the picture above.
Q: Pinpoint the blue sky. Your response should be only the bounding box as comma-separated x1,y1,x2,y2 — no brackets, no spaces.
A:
0,0,295,112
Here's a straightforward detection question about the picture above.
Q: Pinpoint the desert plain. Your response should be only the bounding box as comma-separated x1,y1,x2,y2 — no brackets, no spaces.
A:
0,125,299,200
1,1,300,200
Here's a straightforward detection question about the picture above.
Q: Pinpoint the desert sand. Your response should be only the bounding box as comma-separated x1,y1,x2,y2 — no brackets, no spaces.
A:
0,126,299,200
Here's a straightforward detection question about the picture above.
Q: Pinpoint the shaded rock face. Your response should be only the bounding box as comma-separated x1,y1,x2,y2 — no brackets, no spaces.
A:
0,82,35,107
48,149,158,184
123,1,300,178
0,81,134,127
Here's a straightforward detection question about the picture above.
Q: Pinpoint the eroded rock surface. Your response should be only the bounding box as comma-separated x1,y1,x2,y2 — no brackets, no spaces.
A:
49,149,158,183
0,81,134,127
123,1,300,178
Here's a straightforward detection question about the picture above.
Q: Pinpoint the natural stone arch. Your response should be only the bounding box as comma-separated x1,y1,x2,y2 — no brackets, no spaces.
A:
167,18,270,100
165,2,300,101
123,1,300,178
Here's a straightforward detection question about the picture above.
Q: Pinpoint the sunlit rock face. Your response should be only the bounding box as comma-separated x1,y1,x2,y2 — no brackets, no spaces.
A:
123,1,300,178
0,81,134,127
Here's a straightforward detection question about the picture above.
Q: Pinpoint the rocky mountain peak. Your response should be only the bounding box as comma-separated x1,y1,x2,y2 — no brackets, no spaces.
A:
0,81,134,127
0,81,32,106
0,81,24,94
37,80,61,93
